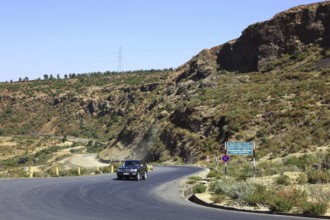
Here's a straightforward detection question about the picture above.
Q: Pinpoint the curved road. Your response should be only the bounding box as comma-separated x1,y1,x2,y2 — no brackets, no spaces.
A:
0,166,317,220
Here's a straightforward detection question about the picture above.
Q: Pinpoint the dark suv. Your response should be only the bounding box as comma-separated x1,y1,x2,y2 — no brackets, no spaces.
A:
116,160,148,181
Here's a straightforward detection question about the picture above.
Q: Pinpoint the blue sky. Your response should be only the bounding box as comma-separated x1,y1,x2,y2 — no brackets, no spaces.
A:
0,0,322,82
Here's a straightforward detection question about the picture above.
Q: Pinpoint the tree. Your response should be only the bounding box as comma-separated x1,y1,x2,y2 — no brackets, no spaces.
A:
148,136,166,162
44,74,49,80
18,77,22,82
147,126,166,162
57,74,61,80
62,135,67,143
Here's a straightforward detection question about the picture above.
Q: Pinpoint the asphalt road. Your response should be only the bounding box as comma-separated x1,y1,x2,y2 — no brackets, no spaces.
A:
0,166,318,220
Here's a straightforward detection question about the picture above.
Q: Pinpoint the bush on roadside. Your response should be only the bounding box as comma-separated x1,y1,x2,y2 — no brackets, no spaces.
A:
211,194,225,204
226,181,252,201
207,169,217,178
94,170,102,175
187,176,203,184
268,198,293,213
7,168,27,178
100,166,113,173
47,166,89,177
267,187,307,213
193,183,207,194
209,179,233,196
210,179,268,205
302,186,330,216
303,201,329,216
32,171,44,177
245,184,269,206
59,169,69,176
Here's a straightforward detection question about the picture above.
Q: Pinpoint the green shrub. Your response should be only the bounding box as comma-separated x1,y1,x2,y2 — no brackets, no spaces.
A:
173,156,180,162
47,167,58,177
210,179,229,195
59,169,68,176
100,166,112,173
257,161,283,176
267,187,308,213
226,181,252,200
210,179,260,203
307,170,330,184
7,168,27,178
303,202,329,216
274,174,290,185
283,155,315,171
303,185,330,215
211,194,225,204
297,173,307,184
189,176,203,181
32,172,44,178
207,169,217,178
193,183,207,194
94,170,102,175
323,153,330,169
47,166,86,177
187,176,202,184
245,184,269,206
269,198,293,213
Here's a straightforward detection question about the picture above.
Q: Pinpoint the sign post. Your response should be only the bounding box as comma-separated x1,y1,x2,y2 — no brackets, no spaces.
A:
215,156,218,173
253,142,256,183
221,154,230,179
225,142,256,182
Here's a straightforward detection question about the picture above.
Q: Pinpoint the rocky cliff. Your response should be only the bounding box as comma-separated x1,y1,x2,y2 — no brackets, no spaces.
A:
173,1,330,78
218,1,330,72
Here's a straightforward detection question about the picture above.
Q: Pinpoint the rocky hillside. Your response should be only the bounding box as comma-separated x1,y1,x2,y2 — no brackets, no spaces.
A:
0,1,329,164
217,1,330,73
101,1,330,162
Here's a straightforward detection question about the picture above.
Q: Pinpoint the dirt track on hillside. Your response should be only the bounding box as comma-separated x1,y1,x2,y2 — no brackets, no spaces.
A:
59,154,109,168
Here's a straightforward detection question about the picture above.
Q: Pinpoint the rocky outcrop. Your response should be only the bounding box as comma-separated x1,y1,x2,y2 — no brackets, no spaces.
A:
169,108,204,133
174,2,330,76
217,2,330,72
175,47,220,83
140,83,159,92
120,83,159,93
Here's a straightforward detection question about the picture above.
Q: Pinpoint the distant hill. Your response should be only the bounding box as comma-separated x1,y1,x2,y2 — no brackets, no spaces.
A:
0,1,329,164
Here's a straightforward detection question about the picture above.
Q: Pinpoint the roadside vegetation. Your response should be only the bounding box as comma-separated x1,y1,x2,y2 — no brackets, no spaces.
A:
187,148,330,216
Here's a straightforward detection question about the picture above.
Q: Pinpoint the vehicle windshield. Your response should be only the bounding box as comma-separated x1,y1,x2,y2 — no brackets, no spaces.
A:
124,161,140,166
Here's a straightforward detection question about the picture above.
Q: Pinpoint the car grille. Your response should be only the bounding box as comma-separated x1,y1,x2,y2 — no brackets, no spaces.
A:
119,168,135,172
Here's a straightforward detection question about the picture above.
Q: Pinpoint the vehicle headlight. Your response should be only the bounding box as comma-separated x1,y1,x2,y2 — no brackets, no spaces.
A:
117,169,123,172
130,169,138,172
